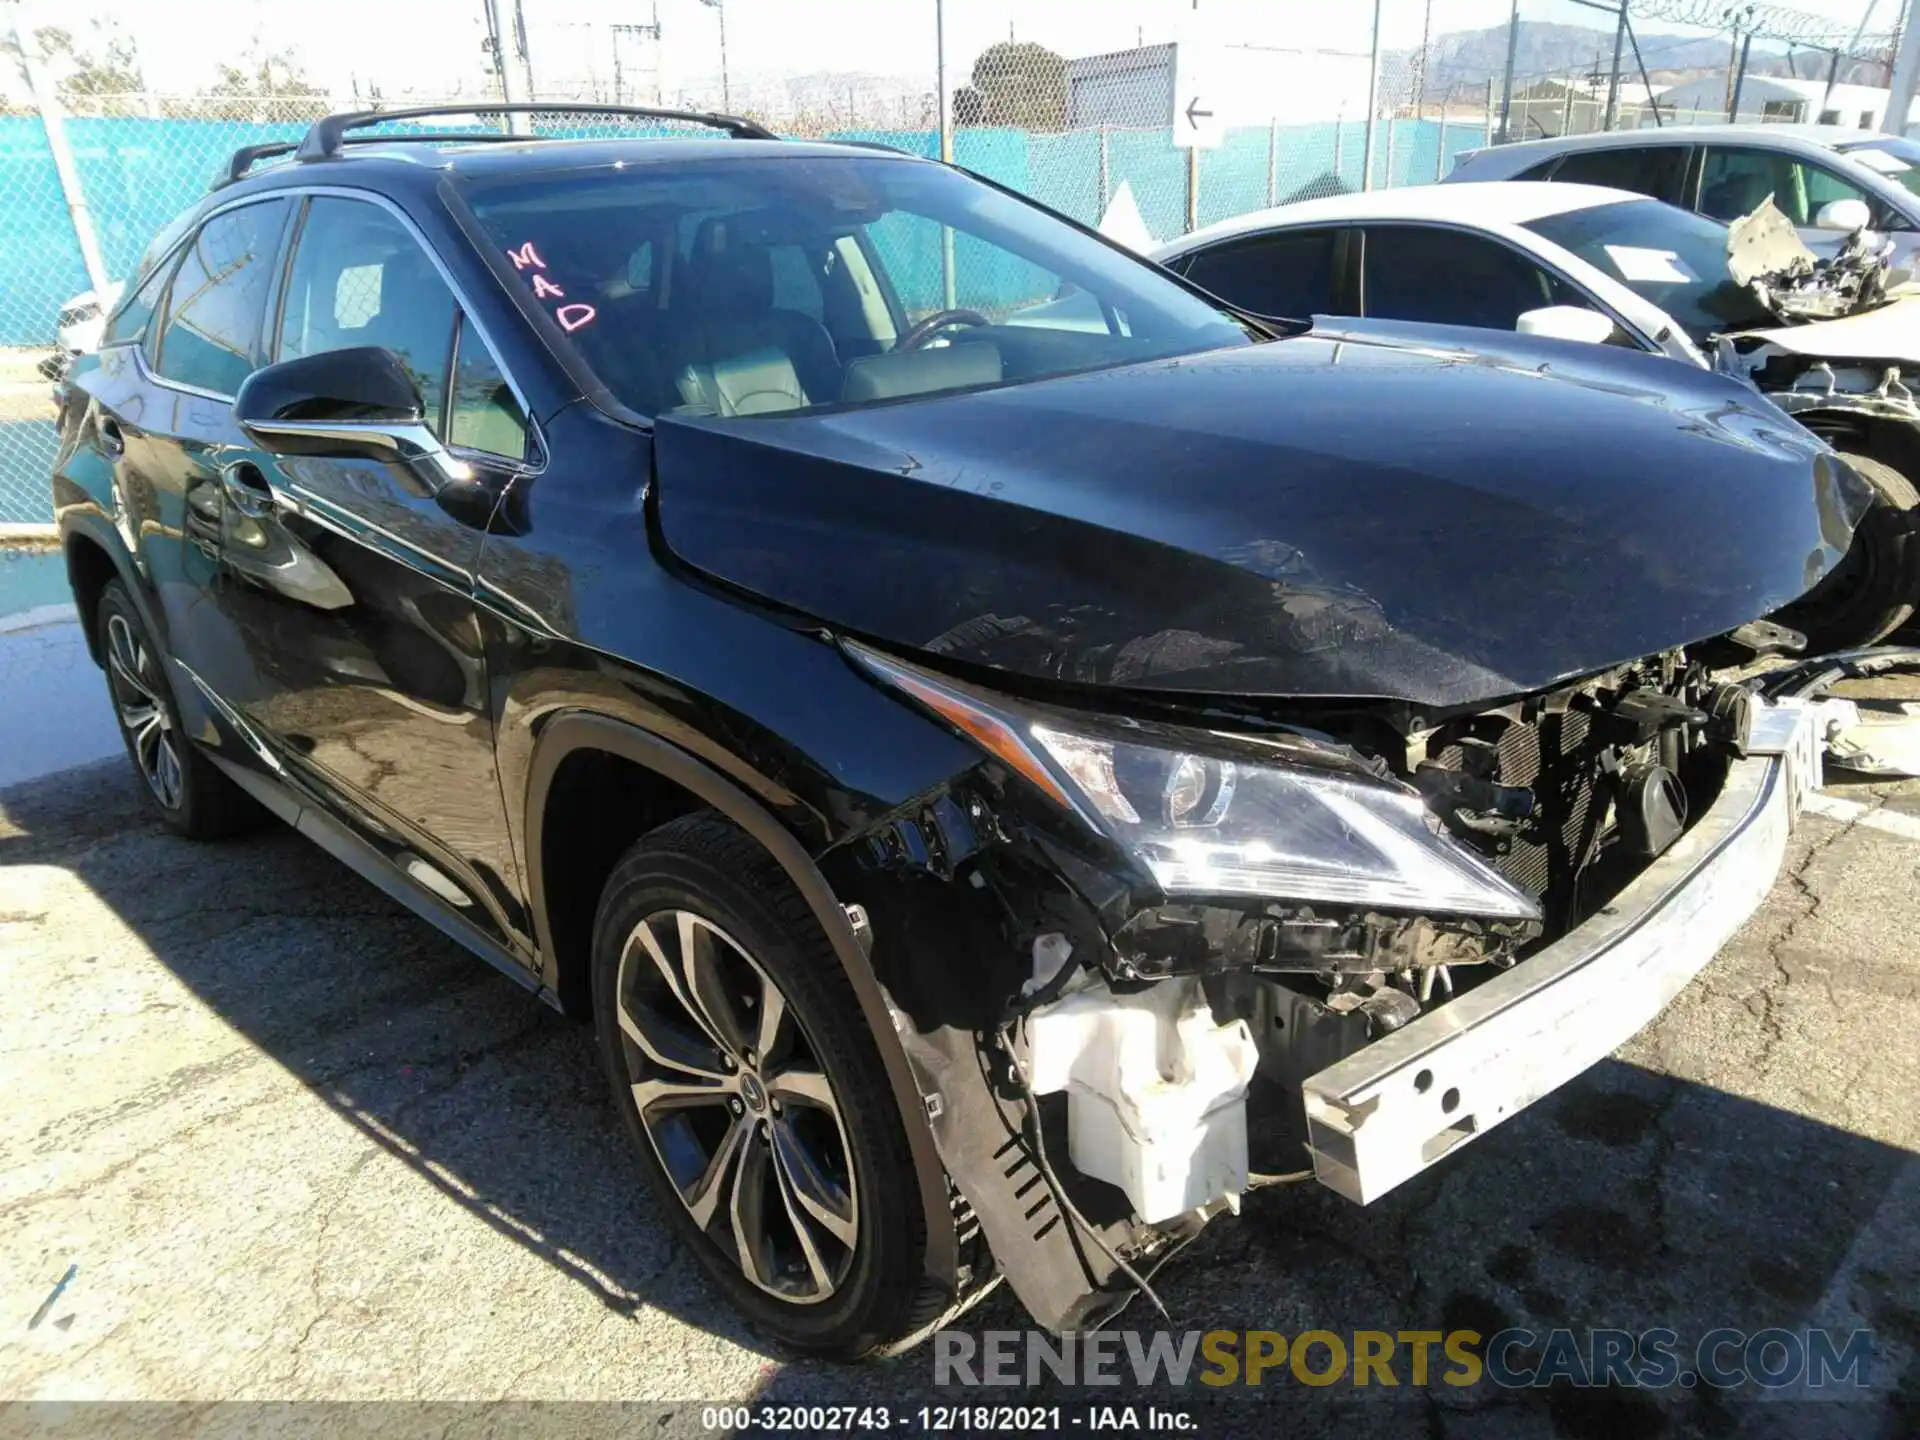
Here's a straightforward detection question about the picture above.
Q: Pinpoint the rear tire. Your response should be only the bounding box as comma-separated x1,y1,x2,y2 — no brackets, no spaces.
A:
1777,450,1917,651
589,811,927,1357
95,581,261,839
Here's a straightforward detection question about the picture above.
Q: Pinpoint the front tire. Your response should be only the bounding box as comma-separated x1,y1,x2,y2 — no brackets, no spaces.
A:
95,581,260,839
590,812,927,1357
1779,450,1918,650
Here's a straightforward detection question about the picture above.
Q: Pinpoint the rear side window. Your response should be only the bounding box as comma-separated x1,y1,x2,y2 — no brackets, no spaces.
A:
1548,146,1689,205
277,197,458,431
101,258,173,348
1361,226,1569,331
152,199,290,395
1179,230,1340,319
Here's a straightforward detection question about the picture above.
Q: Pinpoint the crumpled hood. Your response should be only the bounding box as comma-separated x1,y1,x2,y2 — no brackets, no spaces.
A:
653,331,1867,711
1724,294,1920,367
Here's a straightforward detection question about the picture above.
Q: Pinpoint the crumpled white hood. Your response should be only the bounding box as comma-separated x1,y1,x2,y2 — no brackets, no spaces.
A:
1726,294,1920,367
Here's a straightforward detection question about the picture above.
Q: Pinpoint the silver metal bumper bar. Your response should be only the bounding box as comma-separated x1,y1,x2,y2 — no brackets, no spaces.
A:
1302,700,1822,1205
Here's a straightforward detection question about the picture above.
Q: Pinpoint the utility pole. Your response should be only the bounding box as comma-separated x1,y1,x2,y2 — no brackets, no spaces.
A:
936,0,955,308
698,0,730,111
1821,45,1843,114
483,0,531,132
1836,0,1883,110
1497,0,1520,141
1604,0,1627,130
1729,28,1755,121
1887,0,1920,135
1725,27,1739,111
935,0,951,164
1362,0,1381,190
611,12,663,107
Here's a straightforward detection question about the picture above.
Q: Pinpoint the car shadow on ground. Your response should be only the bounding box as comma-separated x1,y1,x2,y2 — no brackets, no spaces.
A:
1,759,1914,1437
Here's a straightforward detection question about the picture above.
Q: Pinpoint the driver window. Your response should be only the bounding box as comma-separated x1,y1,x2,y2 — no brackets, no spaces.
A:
277,197,457,432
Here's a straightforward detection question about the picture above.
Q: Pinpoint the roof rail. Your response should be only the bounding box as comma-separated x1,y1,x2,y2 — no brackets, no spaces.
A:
219,140,300,188
216,130,557,189
292,102,777,165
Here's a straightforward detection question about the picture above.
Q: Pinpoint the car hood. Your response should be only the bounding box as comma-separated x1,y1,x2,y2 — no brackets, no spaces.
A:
1724,294,1920,367
652,331,1866,711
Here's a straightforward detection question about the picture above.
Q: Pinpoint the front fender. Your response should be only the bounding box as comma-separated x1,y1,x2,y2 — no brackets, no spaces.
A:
521,709,965,1304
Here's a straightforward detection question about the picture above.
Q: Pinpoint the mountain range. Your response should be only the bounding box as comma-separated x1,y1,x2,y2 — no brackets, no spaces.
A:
1401,20,1894,100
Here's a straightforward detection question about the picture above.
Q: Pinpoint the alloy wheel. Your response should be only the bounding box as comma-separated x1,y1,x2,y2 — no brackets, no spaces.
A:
615,908,859,1303
105,612,184,811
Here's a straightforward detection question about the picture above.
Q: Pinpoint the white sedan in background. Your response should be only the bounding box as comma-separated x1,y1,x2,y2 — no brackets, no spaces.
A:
1152,180,1920,646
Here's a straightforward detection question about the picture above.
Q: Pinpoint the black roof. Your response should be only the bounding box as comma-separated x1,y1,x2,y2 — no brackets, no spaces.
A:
217,102,919,191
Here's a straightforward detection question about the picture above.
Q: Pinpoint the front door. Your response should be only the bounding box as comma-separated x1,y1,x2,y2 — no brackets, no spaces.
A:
212,192,539,957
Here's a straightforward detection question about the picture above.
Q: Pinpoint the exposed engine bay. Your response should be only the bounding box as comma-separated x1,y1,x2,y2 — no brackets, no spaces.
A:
853,634,1875,1332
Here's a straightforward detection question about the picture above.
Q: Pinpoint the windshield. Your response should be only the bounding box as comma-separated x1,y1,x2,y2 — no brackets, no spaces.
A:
1836,136,1920,201
457,155,1249,419
1521,199,1775,337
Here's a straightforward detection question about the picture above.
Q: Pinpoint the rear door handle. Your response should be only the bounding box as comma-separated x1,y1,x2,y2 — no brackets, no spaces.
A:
220,460,278,519
98,414,125,458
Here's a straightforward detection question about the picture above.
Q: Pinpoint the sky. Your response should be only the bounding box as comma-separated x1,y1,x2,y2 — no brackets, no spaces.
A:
2,0,1899,106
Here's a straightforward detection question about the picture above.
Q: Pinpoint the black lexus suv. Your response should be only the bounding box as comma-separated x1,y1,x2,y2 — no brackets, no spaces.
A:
53,104,1850,1355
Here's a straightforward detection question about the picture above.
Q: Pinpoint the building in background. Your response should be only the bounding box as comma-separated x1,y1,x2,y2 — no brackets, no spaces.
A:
1652,76,1916,130
1504,76,1670,139
1065,41,1374,129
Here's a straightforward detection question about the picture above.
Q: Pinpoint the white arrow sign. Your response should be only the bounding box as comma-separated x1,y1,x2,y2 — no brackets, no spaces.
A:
1171,40,1223,150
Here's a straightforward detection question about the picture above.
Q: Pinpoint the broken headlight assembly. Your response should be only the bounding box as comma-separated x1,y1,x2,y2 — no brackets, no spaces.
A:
849,644,1541,923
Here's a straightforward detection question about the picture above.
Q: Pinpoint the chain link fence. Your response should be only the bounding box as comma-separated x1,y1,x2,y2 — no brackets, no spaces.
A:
0,0,1513,536
2,0,1887,536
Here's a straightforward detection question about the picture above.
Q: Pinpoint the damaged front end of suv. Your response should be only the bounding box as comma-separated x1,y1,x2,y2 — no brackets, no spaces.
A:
818,637,1813,1331
655,333,1856,1332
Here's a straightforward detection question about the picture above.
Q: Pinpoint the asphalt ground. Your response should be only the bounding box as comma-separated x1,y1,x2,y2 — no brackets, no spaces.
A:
1,716,1917,1438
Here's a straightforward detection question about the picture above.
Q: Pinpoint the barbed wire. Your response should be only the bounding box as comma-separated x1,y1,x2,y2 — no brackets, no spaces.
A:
1630,0,1896,49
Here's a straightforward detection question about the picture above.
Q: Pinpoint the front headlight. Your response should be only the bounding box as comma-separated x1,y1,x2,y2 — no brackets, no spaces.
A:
851,645,1541,923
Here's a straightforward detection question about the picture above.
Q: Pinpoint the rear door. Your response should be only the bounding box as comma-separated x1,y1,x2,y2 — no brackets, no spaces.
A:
211,192,537,957
1173,227,1350,320
1544,144,1693,206
89,197,294,707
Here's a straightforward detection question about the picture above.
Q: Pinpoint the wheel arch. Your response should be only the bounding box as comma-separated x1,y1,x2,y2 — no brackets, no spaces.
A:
1792,407,1920,490
522,710,960,1291
59,517,152,667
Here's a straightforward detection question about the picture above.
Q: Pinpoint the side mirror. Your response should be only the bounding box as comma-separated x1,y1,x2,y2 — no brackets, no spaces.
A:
1814,198,1873,233
1515,305,1618,346
233,347,470,489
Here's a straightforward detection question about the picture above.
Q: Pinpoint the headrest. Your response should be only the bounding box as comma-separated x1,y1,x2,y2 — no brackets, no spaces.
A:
682,219,774,314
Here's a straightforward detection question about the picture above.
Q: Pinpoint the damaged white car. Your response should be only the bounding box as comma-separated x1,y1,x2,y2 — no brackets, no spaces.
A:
1155,181,1920,651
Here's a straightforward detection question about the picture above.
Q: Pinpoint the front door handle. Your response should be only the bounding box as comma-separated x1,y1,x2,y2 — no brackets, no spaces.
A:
220,460,278,519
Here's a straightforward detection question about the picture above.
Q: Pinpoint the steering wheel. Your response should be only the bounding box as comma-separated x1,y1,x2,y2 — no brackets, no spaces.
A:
895,308,990,352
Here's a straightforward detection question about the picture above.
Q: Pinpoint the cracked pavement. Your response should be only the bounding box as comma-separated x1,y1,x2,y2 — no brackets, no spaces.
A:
1,749,1917,1438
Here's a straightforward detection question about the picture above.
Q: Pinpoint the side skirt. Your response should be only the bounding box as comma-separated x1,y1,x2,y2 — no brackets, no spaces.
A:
207,753,553,1007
